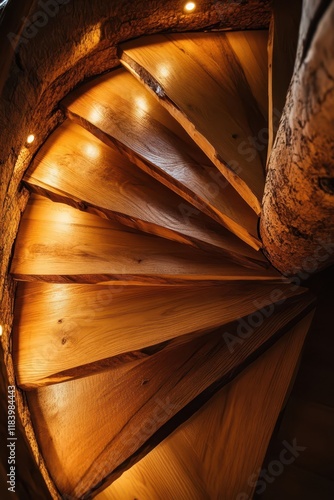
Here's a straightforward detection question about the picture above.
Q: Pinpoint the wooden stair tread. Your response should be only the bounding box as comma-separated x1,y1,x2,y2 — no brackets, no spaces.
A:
97,313,314,500
120,30,268,214
11,196,280,284
27,306,315,498
24,120,266,262
13,282,307,389
63,68,261,248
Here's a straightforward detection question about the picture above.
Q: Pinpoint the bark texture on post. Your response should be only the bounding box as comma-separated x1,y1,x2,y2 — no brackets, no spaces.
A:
261,0,334,276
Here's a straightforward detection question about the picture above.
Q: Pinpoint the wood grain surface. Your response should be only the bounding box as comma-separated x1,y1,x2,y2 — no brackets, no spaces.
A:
11,196,280,284
63,68,261,248
120,31,268,214
13,281,305,389
25,121,266,260
27,306,315,498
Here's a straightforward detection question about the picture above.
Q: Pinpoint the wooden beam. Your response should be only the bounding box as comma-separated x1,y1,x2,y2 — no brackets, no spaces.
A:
63,68,261,248
120,31,268,214
13,281,306,389
11,196,280,284
27,304,315,498
261,0,334,274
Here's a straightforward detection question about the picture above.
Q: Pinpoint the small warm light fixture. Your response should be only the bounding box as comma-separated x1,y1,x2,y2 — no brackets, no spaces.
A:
0,325,3,337
26,134,35,145
184,2,196,12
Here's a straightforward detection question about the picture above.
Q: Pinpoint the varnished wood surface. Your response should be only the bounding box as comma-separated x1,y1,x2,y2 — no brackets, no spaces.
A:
120,31,268,214
11,196,280,284
63,68,261,248
25,120,266,261
13,282,306,389
96,312,314,500
27,307,314,498
29,300,314,498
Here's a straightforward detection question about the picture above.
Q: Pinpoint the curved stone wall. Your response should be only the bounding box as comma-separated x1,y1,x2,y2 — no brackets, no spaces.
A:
0,1,270,496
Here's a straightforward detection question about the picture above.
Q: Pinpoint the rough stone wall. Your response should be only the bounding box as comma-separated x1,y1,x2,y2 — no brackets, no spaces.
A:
0,1,271,497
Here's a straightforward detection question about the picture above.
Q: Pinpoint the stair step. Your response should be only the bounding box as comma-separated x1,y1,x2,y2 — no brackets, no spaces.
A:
13,282,307,389
25,121,266,262
63,68,261,248
120,30,268,214
26,307,314,499
11,195,280,285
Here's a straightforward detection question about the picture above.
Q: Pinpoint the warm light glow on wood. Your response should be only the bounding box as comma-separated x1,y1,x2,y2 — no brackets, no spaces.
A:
135,96,149,117
83,142,101,160
184,2,196,12
121,31,268,215
26,134,35,145
0,324,2,336
157,63,170,78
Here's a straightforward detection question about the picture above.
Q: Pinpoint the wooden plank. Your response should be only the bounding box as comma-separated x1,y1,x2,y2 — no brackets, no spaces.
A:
96,311,315,500
120,31,268,214
25,121,266,261
11,196,280,284
63,68,261,248
13,281,306,389
26,304,315,498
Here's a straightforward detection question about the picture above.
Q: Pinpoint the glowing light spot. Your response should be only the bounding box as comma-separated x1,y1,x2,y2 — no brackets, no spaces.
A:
54,206,76,226
26,134,35,145
158,64,170,79
184,2,196,12
135,96,149,117
0,325,2,336
83,143,100,160
89,107,102,123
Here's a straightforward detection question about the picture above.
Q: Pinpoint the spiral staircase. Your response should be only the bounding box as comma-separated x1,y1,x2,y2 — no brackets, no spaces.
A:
10,31,316,499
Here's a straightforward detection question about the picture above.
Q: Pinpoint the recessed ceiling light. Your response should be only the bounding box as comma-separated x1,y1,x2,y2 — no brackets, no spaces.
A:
184,2,196,13
26,134,35,145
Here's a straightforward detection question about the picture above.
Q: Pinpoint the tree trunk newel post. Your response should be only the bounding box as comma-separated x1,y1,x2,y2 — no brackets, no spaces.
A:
260,0,334,276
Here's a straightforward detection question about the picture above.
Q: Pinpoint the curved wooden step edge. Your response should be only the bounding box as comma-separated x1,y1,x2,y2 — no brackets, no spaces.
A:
26,295,315,498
